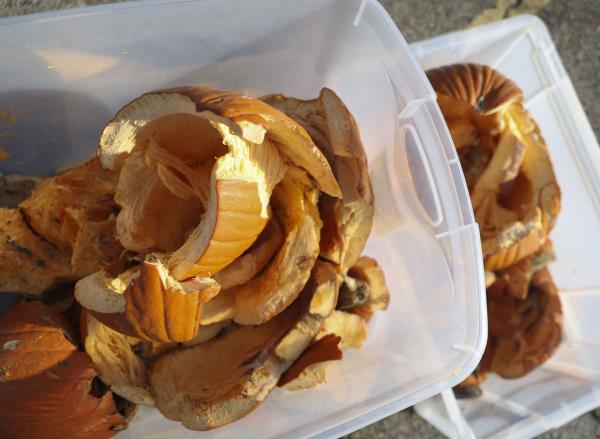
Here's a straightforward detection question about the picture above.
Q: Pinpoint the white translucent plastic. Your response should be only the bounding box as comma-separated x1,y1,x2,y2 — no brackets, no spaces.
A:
411,14,600,439
0,1,486,437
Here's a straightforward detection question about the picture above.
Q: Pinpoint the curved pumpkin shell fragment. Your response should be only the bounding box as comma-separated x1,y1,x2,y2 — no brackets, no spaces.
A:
200,288,236,326
163,87,342,197
343,256,390,320
75,260,219,343
281,259,379,392
200,211,315,326
232,167,322,324
317,310,367,349
488,268,562,378
0,207,73,295
279,359,336,392
83,312,154,406
200,254,338,328
427,63,522,116
213,216,284,290
181,319,232,347
20,158,124,278
277,259,343,391
279,334,342,389
427,64,561,270
274,260,341,364
1,159,123,295
113,109,286,279
167,134,286,280
263,88,374,273
19,158,120,256
0,301,132,439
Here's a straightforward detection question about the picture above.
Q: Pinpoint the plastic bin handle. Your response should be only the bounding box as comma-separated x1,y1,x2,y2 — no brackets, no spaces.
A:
392,96,446,229
371,96,452,235
394,122,443,227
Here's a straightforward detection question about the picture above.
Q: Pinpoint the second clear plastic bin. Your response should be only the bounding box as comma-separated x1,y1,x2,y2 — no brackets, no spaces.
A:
412,14,600,439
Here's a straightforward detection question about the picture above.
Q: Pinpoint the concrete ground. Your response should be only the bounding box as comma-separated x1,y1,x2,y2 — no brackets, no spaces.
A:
1,0,598,437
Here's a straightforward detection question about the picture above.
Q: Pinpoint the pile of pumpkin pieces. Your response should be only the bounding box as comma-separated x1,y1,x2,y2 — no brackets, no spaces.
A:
0,87,389,438
427,63,563,396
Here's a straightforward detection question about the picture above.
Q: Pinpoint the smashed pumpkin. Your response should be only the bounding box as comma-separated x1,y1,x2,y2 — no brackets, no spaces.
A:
0,85,391,434
427,63,561,271
74,86,341,342
432,64,564,396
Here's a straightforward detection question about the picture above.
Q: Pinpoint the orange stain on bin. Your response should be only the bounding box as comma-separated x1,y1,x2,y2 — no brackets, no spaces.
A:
0,147,9,161
0,106,17,161
0,107,17,124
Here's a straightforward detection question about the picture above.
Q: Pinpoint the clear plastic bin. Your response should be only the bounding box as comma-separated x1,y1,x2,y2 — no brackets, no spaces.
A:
411,14,600,439
0,1,486,437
